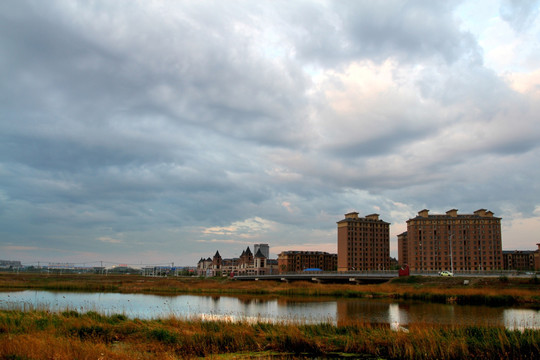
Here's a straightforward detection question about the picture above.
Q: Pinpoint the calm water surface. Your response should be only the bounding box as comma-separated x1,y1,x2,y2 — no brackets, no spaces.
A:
0,290,538,330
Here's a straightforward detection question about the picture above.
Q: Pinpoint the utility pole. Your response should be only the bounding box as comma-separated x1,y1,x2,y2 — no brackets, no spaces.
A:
449,233,454,274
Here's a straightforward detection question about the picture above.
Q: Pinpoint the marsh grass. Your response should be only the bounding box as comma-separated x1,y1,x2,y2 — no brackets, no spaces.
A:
0,310,539,359
1,273,539,308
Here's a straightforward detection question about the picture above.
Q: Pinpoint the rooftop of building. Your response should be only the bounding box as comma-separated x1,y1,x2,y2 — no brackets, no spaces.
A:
278,250,336,255
502,250,536,254
337,212,390,224
407,209,501,221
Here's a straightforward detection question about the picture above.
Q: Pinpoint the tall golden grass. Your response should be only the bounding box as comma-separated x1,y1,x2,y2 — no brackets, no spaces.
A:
0,309,538,359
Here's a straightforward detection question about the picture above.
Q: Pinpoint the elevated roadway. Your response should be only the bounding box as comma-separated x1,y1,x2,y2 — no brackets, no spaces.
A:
234,271,398,284
233,270,531,283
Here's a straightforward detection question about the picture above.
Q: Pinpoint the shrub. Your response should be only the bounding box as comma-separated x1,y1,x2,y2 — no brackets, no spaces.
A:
61,310,79,318
148,327,178,344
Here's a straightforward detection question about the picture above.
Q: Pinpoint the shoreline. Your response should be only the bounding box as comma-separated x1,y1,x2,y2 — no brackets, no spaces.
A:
1,274,539,358
1,273,539,307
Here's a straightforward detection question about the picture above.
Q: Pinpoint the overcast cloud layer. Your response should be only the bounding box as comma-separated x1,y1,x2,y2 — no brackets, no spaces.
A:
1,0,540,266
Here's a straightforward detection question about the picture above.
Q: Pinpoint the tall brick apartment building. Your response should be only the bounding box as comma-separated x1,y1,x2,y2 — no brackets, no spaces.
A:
397,232,408,266
337,212,390,271
403,209,503,271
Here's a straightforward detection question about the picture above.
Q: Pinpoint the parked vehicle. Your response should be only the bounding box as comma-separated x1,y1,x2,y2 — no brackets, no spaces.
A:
439,271,454,277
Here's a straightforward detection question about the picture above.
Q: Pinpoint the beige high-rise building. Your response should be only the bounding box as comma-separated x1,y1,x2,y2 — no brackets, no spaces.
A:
405,209,502,271
337,212,390,271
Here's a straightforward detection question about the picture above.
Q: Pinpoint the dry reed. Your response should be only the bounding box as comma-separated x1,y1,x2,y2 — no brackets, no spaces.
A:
0,309,538,359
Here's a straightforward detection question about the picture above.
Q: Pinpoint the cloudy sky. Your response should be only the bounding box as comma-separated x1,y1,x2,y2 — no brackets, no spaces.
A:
1,0,540,267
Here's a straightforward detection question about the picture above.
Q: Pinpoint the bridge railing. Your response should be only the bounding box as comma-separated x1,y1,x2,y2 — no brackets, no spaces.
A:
280,270,398,276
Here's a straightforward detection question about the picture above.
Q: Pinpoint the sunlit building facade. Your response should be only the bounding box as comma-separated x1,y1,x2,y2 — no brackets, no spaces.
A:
405,209,502,271
337,212,390,271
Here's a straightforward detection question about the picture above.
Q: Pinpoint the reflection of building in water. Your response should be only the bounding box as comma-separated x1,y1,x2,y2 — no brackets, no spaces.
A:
503,309,540,331
404,209,503,271
335,298,516,328
388,304,410,331
335,299,392,325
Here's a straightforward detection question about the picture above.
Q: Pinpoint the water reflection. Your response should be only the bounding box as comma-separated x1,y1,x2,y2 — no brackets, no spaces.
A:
0,290,538,329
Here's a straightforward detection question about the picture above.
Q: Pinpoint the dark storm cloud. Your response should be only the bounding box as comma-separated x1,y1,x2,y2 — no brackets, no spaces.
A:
284,1,480,66
0,0,310,154
324,116,436,158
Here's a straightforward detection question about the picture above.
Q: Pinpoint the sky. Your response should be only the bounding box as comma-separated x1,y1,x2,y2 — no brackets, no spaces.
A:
1,0,540,267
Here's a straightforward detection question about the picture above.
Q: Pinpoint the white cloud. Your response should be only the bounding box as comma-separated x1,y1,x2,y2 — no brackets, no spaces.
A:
502,216,540,249
505,69,540,95
272,243,337,255
97,236,123,244
201,217,276,239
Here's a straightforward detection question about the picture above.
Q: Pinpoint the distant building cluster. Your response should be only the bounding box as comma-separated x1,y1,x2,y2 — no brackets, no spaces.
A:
197,244,279,276
0,260,22,269
197,245,338,276
3,207,539,275
47,262,77,270
200,207,539,276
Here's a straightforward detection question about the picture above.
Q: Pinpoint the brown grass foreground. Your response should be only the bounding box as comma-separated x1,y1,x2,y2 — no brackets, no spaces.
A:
0,309,539,359
0,273,539,306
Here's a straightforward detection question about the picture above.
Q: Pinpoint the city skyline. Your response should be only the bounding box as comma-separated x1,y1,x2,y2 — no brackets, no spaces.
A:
3,207,535,268
1,1,540,266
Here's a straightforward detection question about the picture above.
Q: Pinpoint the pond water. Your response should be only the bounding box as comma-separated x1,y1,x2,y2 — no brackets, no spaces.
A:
0,290,538,330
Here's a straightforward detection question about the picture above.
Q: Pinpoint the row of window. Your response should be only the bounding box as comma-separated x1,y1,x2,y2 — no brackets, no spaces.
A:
410,220,500,225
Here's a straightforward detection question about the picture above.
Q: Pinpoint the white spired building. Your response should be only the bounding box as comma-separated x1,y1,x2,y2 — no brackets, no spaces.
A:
196,244,278,276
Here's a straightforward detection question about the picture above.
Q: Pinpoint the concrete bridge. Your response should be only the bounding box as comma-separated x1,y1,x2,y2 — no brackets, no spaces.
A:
234,271,398,284
233,270,530,283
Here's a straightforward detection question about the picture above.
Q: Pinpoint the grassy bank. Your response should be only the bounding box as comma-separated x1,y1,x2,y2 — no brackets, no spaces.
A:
1,273,539,307
0,309,538,359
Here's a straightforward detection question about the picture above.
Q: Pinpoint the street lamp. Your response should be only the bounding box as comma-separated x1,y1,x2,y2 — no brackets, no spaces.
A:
449,233,454,274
